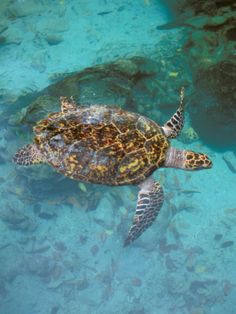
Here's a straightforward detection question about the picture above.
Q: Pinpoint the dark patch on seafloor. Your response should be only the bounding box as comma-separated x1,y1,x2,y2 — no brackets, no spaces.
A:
159,0,236,149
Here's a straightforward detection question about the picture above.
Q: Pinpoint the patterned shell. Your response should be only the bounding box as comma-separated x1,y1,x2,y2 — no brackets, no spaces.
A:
33,105,170,185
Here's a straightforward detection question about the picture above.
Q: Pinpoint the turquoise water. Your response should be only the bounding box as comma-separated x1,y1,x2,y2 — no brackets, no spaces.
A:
0,1,236,314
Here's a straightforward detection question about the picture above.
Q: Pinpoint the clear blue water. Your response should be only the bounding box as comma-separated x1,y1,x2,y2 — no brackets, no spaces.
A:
0,1,235,314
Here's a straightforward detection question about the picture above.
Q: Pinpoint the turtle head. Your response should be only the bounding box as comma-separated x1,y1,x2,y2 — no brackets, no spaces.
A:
184,151,212,170
164,147,212,170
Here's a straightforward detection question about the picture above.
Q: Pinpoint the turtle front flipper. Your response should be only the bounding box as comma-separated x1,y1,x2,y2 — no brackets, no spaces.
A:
12,144,45,166
162,87,184,139
124,178,164,247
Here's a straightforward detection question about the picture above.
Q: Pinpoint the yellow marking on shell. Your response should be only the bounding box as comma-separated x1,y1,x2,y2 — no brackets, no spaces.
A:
59,123,65,127
119,165,128,173
136,127,147,140
96,165,108,172
65,155,79,175
126,142,134,149
89,164,108,172
120,159,141,173
69,163,76,172
111,122,122,134
68,154,78,163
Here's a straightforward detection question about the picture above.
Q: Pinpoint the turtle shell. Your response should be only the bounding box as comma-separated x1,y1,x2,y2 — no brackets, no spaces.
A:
34,105,169,185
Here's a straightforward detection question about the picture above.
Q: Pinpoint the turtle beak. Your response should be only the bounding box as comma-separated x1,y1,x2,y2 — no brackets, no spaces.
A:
205,157,213,168
198,154,213,169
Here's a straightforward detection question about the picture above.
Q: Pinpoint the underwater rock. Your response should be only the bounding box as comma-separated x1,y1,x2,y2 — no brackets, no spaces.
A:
31,51,47,73
226,27,236,41
131,277,142,287
214,233,223,241
93,199,116,230
0,245,24,282
220,241,234,248
26,245,51,254
128,308,145,314
224,207,236,215
165,255,178,271
189,279,217,294
27,254,56,278
222,152,236,173
0,279,7,297
45,34,64,46
190,307,205,314
166,273,188,295
0,21,8,34
222,279,236,296
0,153,6,164
38,210,57,220
40,18,69,33
0,35,7,45
158,237,179,254
0,204,37,232
49,275,89,291
50,306,60,314
79,235,88,245
1,27,22,45
86,191,102,211
54,241,67,252
76,278,89,291
6,1,44,18
90,245,99,256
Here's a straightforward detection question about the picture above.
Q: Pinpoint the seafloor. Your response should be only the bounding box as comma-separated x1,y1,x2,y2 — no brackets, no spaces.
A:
0,1,236,314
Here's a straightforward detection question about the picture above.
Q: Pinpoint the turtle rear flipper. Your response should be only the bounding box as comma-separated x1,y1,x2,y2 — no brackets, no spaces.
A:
12,144,45,166
124,178,164,247
162,87,185,139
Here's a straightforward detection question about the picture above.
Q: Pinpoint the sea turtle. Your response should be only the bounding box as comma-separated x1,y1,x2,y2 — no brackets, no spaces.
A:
13,88,212,246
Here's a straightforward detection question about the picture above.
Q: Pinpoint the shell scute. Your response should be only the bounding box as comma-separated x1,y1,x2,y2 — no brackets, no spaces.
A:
116,148,150,184
145,135,169,165
136,116,159,139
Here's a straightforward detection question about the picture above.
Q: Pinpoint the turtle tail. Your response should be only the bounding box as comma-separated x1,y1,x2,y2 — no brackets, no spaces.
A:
12,144,44,166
